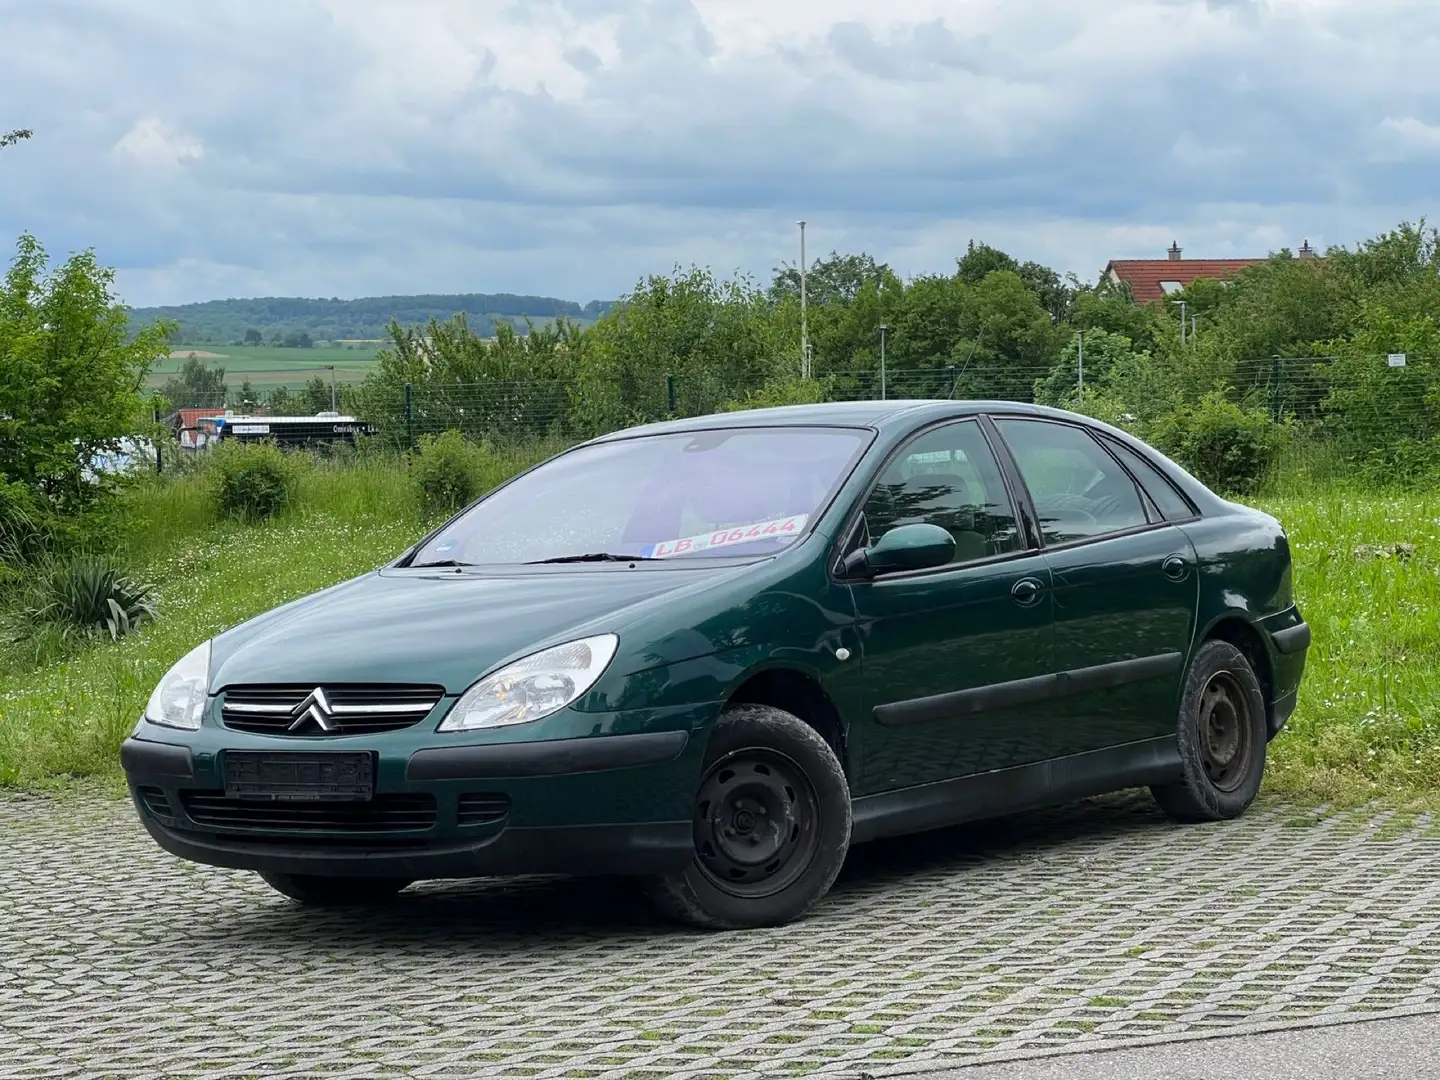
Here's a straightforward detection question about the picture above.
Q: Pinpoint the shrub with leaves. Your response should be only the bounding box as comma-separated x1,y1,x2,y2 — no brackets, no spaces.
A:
1151,392,1287,496
12,554,157,642
412,430,479,516
207,440,298,521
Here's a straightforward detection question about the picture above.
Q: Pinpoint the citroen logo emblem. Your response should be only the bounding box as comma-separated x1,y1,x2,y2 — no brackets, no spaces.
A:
288,687,335,732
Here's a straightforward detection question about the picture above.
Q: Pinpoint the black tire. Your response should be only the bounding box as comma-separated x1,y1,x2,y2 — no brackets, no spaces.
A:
258,872,413,907
646,703,852,930
1151,639,1268,823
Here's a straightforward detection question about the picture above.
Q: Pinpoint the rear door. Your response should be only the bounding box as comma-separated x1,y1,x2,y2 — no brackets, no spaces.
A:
988,416,1201,751
845,418,1057,795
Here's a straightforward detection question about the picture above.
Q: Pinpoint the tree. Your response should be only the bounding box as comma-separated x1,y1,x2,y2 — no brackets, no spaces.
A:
161,355,227,409
0,234,171,539
303,376,331,414
244,328,263,344
1,129,32,149
770,251,898,306
283,329,313,349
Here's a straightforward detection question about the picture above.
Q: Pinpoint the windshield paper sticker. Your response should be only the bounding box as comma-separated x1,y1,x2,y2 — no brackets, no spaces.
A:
639,514,809,559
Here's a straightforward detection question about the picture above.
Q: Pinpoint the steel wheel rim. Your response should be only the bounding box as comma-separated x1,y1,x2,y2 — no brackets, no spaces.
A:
1198,671,1252,792
692,747,821,899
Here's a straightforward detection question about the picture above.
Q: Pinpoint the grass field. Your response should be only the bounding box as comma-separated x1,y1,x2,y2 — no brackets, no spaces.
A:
1,456,1438,807
147,345,383,389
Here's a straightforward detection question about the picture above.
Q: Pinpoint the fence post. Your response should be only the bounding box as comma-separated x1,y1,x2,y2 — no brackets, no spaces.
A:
404,383,414,450
666,375,677,416
152,405,163,474
1269,355,1282,422
946,365,958,399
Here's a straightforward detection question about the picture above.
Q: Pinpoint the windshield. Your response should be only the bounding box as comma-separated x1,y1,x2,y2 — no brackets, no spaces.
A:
409,427,870,566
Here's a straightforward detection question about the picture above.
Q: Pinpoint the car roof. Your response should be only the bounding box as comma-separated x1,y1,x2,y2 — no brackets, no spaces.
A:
590,399,1086,441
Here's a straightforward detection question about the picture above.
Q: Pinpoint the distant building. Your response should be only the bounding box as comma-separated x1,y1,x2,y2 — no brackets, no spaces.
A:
1101,240,1319,303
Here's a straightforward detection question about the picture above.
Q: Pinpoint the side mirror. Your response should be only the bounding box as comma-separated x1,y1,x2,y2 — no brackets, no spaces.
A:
842,522,955,578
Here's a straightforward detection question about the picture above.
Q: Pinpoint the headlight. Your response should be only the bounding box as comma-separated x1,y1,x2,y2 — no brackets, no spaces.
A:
439,634,619,732
143,640,211,731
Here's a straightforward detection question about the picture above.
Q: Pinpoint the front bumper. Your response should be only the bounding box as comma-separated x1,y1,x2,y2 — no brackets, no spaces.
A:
121,704,713,880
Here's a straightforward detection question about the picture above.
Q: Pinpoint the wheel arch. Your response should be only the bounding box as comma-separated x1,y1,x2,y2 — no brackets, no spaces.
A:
720,665,850,777
1198,612,1276,726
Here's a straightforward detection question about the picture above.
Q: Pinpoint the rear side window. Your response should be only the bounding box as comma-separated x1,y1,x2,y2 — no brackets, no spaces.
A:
992,418,1149,545
1101,437,1196,521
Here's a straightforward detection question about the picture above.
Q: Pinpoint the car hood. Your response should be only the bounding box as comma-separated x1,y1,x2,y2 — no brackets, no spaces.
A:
208,564,745,694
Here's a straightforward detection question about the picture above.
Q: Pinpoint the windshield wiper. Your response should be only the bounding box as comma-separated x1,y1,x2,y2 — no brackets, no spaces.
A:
527,552,662,564
409,559,478,569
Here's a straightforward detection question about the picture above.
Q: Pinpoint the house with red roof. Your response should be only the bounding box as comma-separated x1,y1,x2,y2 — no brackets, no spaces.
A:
1102,241,1318,303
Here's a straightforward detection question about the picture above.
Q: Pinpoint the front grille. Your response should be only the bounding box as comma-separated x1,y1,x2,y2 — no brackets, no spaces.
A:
179,791,438,833
220,684,444,736
457,793,511,827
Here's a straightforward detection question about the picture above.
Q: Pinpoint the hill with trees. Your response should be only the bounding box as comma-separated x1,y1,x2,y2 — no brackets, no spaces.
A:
129,293,616,346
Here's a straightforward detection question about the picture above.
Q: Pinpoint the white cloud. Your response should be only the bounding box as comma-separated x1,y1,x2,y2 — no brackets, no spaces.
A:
1375,116,1440,159
2,0,1440,306
113,117,204,169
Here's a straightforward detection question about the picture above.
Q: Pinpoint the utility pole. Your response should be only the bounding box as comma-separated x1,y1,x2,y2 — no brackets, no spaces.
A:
1076,329,1084,401
878,323,888,400
324,365,337,411
797,220,810,379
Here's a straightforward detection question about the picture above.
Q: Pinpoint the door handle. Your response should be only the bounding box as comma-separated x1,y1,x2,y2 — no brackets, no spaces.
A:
1011,577,1044,606
1162,554,1189,581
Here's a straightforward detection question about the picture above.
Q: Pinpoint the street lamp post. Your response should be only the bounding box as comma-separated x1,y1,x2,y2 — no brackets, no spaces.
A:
797,220,810,379
878,323,888,400
1171,300,1189,346
323,365,337,412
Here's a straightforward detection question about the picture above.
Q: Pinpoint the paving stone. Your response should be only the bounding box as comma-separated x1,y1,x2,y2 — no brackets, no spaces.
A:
1,792,1439,1078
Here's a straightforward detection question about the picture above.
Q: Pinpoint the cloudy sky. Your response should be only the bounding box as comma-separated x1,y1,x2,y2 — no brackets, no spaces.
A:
2,0,1439,308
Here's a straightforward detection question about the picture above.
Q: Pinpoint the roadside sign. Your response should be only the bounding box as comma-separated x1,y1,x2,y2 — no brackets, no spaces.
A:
1388,353,1407,367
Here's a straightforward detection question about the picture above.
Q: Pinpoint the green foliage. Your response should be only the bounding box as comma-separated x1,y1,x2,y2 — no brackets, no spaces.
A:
1150,392,1286,495
723,377,831,412
7,553,156,646
207,440,297,521
160,354,227,410
412,430,480,516
0,235,171,523
1317,302,1440,485
130,292,613,347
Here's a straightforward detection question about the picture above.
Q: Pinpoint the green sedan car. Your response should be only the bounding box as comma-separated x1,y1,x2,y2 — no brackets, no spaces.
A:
122,401,1310,929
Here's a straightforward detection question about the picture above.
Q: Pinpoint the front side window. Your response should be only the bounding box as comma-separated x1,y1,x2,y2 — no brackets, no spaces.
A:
861,420,1020,564
993,419,1149,545
409,427,869,566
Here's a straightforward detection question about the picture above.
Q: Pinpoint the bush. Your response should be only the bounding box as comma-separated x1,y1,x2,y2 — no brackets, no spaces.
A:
412,430,479,516
1151,392,1287,495
207,441,297,521
723,377,830,412
5,553,156,645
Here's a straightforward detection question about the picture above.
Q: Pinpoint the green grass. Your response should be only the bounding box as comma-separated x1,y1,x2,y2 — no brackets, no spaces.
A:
1256,491,1440,804
2,466,1439,804
146,345,381,389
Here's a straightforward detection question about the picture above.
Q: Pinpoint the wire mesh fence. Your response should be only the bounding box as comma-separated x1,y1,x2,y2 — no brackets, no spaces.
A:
142,352,1436,483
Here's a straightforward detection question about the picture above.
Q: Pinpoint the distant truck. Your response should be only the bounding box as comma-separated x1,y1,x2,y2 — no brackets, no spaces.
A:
194,411,377,448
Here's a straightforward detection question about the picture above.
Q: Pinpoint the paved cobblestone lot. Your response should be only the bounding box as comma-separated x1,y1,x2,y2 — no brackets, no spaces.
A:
3,793,1439,1079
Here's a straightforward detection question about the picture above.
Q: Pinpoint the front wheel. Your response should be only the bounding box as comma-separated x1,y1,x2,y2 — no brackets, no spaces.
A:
1151,639,1268,823
259,871,413,907
646,704,852,930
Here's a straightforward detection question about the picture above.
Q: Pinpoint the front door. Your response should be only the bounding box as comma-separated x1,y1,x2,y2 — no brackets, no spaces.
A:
847,419,1056,795
990,417,1200,751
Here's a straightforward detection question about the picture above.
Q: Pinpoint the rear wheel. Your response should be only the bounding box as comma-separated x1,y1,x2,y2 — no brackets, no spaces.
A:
646,703,851,930
258,872,413,907
1151,640,1268,823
